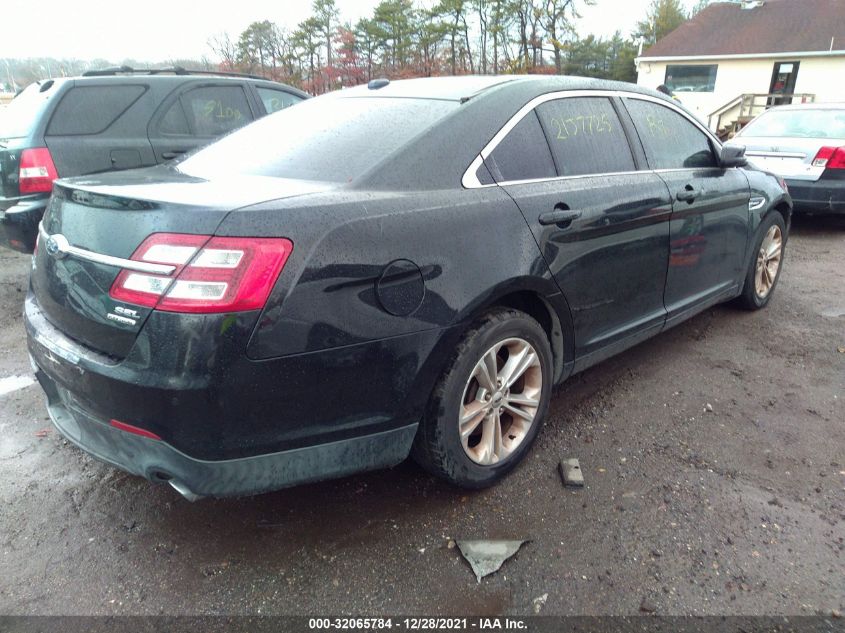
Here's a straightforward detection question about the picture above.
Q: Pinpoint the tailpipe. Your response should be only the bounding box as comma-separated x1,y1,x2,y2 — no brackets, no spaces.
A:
168,479,204,502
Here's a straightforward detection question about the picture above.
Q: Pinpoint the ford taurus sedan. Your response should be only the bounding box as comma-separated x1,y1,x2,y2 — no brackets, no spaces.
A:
729,103,845,214
26,76,791,500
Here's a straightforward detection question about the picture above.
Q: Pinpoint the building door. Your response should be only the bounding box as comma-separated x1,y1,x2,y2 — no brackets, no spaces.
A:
768,61,800,105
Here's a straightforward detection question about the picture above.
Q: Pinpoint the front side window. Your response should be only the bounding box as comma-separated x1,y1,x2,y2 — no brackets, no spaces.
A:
181,85,253,137
535,97,635,177
257,88,303,114
665,65,718,93
485,111,556,183
625,99,717,170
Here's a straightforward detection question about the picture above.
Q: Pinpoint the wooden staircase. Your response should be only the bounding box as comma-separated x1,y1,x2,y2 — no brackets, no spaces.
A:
707,93,816,140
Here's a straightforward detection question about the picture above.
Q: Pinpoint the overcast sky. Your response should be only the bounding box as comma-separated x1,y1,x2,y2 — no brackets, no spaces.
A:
2,0,700,62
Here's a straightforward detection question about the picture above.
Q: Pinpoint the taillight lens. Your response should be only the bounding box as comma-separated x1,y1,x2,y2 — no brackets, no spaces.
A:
811,146,845,169
109,233,293,313
19,148,59,194
110,419,162,441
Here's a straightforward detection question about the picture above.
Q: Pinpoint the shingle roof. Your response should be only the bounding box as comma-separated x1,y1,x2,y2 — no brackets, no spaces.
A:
640,0,845,58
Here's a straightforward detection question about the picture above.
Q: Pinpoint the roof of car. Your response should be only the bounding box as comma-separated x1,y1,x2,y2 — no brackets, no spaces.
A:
337,74,663,102
641,0,845,58
37,72,310,98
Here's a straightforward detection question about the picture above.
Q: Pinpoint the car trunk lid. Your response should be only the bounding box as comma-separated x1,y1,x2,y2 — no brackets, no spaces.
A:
31,167,328,359
735,136,836,182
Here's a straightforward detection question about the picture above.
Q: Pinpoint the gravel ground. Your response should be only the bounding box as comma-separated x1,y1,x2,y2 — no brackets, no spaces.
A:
0,215,843,616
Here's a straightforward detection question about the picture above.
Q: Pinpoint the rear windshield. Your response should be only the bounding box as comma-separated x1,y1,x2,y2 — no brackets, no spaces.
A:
177,95,458,183
0,81,59,138
739,108,845,139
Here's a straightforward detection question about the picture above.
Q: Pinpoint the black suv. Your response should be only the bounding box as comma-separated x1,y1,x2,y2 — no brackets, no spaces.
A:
0,68,308,252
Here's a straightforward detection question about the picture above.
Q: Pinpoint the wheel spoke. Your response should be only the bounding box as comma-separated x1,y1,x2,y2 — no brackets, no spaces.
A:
477,415,496,463
460,402,486,438
492,411,504,460
766,242,781,259
500,346,537,389
476,349,498,392
506,393,539,408
504,402,534,422
767,261,778,281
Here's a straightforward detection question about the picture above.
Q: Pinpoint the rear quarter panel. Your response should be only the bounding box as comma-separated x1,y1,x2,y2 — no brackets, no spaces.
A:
215,187,561,360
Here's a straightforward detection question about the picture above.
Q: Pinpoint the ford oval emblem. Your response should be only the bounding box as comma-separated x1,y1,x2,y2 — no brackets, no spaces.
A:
45,235,67,259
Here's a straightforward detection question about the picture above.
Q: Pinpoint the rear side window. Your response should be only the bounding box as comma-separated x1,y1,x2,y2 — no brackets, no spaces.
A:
47,85,146,135
181,85,253,137
625,98,717,169
257,88,303,114
178,96,457,183
535,97,635,176
486,111,556,183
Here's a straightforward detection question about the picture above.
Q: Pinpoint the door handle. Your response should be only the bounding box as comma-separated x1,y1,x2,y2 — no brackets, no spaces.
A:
161,150,186,160
676,186,699,202
538,209,582,227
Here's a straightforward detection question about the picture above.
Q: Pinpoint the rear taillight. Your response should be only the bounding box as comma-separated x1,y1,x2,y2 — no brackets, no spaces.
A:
109,233,293,313
19,148,58,194
811,146,845,169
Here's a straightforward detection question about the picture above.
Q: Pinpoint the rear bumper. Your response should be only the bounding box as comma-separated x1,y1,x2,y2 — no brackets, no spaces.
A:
35,366,417,499
0,195,47,252
784,177,845,214
25,291,456,496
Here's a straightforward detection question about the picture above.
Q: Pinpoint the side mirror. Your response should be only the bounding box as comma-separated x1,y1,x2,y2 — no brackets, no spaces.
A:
720,144,747,168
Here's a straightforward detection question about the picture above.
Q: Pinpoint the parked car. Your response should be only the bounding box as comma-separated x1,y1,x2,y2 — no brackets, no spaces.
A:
26,76,791,500
728,103,845,214
0,67,308,252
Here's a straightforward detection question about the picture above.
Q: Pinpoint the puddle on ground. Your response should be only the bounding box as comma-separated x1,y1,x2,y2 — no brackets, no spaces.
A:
820,306,845,318
0,375,35,397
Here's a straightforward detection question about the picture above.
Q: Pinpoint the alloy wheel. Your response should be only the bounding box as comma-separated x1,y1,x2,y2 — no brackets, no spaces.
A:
459,337,543,465
754,224,783,298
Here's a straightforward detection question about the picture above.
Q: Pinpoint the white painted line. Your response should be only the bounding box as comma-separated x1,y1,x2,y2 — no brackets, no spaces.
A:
0,375,36,397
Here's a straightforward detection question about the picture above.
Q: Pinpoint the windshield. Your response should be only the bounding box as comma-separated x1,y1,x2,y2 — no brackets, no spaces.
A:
178,95,458,183
739,108,845,140
0,81,58,138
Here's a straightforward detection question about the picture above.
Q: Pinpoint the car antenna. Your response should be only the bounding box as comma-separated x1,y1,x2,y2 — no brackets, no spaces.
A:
368,78,390,90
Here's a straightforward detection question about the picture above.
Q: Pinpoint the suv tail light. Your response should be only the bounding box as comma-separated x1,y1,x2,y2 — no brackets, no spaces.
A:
811,146,845,169
19,148,59,194
109,233,293,313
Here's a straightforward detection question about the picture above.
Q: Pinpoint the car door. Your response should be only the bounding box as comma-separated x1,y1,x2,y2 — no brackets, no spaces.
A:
147,82,257,163
488,94,674,362
621,97,750,326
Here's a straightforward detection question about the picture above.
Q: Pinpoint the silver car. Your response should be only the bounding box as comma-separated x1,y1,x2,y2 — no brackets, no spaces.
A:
728,104,845,214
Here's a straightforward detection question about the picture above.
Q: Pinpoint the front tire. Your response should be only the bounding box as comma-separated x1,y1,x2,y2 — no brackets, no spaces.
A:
412,308,553,488
737,211,786,310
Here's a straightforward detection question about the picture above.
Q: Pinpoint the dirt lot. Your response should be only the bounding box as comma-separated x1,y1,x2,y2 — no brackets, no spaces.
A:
0,216,843,617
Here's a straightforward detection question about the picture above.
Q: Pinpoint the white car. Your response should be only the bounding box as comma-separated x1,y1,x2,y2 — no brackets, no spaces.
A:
728,104,845,214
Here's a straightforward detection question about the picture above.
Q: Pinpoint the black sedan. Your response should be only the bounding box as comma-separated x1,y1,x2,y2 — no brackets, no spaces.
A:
25,76,791,499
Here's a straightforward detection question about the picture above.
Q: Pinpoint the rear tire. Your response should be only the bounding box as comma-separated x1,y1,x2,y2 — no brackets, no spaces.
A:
412,308,553,488
736,211,786,310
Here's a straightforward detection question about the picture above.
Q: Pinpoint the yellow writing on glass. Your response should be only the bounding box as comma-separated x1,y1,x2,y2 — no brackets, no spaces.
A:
549,113,612,140
645,113,672,138
202,100,244,121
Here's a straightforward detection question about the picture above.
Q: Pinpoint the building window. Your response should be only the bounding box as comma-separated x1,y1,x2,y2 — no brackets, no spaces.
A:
664,65,718,93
